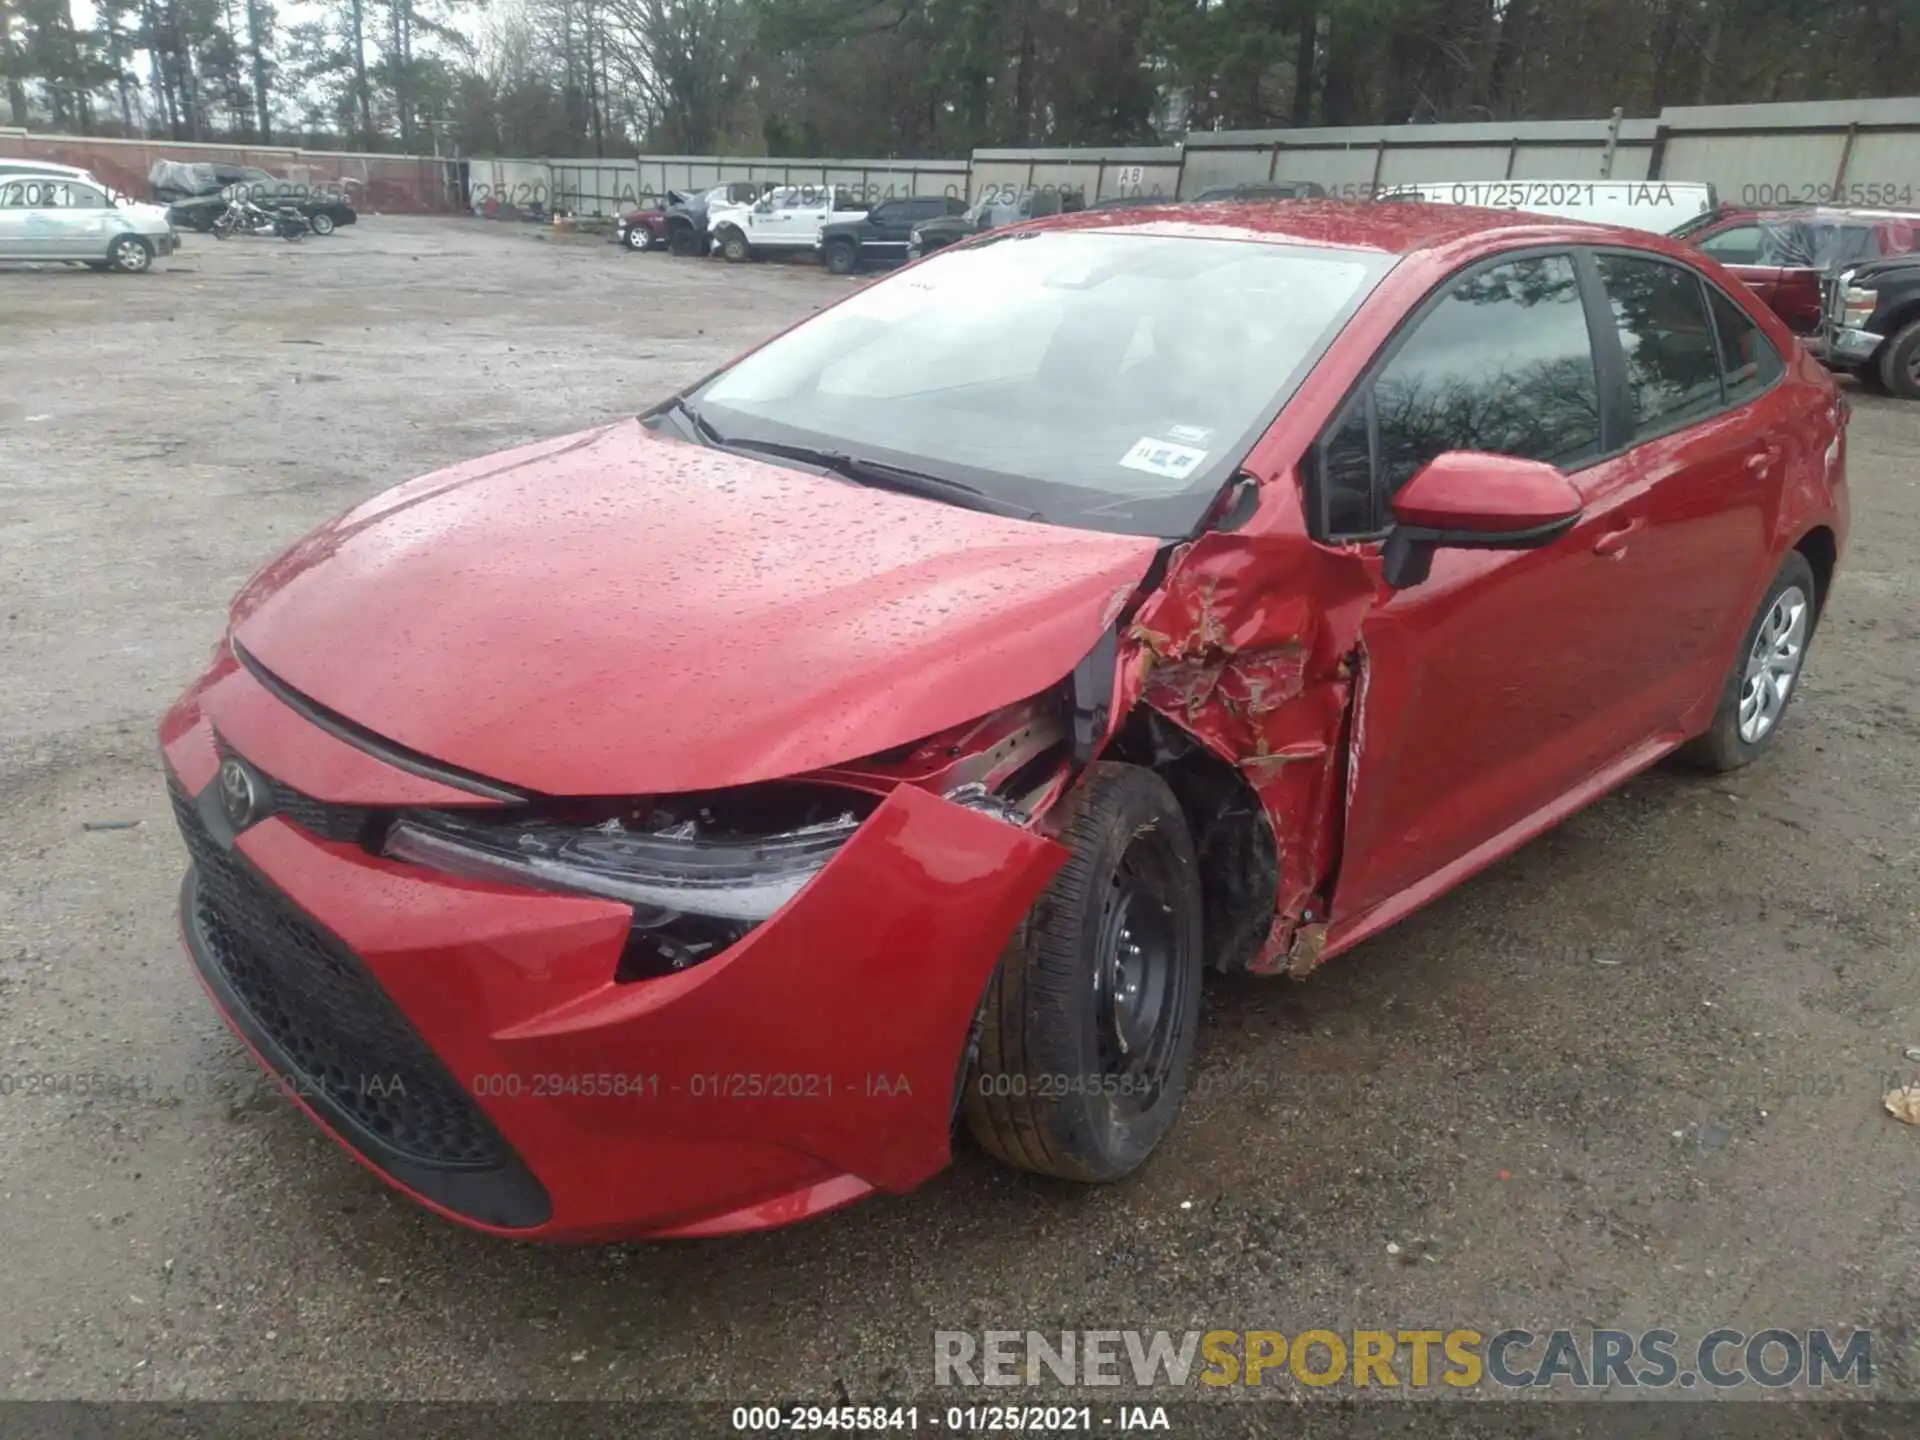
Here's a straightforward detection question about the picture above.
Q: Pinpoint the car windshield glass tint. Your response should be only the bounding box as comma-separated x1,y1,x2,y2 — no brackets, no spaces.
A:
693,230,1387,536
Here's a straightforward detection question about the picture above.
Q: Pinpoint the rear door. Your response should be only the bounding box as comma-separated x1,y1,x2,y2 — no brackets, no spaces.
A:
752,187,826,247
1588,252,1807,718
0,178,33,258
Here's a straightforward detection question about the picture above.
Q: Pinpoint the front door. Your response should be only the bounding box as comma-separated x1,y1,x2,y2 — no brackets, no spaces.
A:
44,181,113,259
1321,251,1665,925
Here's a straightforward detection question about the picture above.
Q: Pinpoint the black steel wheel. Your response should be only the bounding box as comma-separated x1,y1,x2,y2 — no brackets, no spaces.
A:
964,762,1203,1183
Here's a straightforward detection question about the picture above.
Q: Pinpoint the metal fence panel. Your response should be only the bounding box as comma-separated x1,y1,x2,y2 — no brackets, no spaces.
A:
1376,144,1514,185
1659,132,1850,201
1508,143,1652,179
1839,132,1920,203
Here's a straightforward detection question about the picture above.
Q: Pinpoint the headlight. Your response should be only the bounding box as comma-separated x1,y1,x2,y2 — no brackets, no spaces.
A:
384,786,875,977
1842,285,1879,326
910,228,923,245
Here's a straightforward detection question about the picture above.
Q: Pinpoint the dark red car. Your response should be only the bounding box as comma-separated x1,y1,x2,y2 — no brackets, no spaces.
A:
162,202,1848,1240
1676,204,1920,336
611,192,683,252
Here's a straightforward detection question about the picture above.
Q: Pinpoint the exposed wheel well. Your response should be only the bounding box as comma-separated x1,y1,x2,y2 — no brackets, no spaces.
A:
1795,525,1838,617
1104,708,1278,973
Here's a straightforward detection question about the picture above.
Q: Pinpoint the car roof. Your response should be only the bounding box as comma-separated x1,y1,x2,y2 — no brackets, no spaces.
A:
1028,197,1686,259
0,158,93,177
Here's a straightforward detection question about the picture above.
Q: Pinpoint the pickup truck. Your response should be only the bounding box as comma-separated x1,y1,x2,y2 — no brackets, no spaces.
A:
708,185,869,262
661,181,765,257
1677,205,1920,339
1825,254,1920,399
814,195,966,274
906,187,1083,259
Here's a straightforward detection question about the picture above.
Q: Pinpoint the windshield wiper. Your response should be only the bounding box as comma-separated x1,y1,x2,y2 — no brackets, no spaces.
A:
663,395,727,448
669,414,1039,522
735,438,1040,521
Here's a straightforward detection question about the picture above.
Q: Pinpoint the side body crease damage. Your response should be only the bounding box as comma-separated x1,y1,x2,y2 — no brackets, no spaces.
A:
1105,505,1381,977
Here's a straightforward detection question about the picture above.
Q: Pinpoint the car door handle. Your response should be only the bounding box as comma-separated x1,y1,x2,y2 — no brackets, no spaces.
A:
1746,443,1781,477
1593,517,1645,557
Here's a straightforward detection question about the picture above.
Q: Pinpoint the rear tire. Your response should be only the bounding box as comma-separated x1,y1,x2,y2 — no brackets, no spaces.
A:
309,210,336,236
1877,318,1920,401
963,763,1203,1183
1679,551,1818,772
667,225,699,257
108,234,153,273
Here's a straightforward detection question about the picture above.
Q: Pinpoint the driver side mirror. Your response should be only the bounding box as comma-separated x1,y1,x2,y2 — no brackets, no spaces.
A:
1382,452,1584,589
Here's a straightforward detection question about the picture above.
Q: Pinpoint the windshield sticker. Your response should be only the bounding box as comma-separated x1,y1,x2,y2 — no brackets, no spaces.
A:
1165,424,1215,446
1120,437,1209,479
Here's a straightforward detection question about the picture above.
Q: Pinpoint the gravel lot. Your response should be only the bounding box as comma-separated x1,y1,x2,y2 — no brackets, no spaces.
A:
0,217,1915,1411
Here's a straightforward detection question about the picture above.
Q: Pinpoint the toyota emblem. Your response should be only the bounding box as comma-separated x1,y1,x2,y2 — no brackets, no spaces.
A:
218,757,263,830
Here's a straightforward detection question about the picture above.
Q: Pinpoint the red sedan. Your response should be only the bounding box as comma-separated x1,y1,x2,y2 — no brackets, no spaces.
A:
161,202,1848,1240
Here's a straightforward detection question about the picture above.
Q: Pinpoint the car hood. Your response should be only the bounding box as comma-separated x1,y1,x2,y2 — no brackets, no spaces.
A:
230,419,1159,796
1845,255,1920,284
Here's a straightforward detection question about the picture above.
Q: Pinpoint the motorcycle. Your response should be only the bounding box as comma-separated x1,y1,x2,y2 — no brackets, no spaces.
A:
210,195,311,241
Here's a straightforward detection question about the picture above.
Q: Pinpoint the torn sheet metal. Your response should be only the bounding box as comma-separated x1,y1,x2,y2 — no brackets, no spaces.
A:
1116,519,1381,974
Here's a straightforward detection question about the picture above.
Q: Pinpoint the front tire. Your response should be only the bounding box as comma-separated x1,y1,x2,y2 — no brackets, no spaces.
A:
109,234,153,273
1878,318,1920,400
963,763,1203,1183
823,238,859,276
309,210,336,236
667,225,699,257
1679,551,1818,772
626,225,650,251
718,228,751,263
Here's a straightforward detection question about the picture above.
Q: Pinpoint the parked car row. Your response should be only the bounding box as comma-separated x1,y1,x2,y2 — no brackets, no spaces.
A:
610,179,1337,273
609,172,1920,400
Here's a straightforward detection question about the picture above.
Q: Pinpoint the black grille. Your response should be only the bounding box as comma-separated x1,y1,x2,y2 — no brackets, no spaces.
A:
213,739,376,844
170,780,505,1169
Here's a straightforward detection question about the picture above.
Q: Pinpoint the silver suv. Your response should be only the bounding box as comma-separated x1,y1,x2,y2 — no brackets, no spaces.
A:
0,167,179,272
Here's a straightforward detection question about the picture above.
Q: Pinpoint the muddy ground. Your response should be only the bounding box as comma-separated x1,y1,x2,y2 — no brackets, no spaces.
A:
0,217,1914,1413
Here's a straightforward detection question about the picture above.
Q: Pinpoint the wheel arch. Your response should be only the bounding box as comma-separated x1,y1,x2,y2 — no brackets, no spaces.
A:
1102,706,1280,975
1793,524,1839,617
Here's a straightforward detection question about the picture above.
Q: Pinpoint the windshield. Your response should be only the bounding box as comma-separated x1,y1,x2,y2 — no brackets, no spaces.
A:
692,228,1388,536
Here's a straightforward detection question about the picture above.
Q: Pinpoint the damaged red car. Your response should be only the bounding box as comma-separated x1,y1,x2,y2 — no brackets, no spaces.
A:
161,202,1848,1240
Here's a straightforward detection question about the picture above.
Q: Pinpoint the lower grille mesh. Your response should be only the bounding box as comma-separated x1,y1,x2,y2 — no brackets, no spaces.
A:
171,781,506,1169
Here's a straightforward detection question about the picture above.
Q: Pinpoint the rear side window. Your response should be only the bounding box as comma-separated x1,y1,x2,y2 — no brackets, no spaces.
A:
1595,254,1722,434
1699,224,1765,265
1705,285,1785,405
1318,253,1601,534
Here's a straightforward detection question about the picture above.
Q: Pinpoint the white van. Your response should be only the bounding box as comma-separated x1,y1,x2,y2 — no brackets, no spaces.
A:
1376,179,1716,235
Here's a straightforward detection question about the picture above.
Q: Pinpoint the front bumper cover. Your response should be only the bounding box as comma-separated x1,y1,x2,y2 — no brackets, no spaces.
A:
161,655,1066,1239
1830,326,1885,365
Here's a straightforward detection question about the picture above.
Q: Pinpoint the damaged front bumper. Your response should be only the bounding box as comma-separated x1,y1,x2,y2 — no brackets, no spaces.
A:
160,657,1066,1240
1829,326,1885,365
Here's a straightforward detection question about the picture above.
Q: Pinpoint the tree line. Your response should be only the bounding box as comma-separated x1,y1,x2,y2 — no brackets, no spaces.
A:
0,0,1914,157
